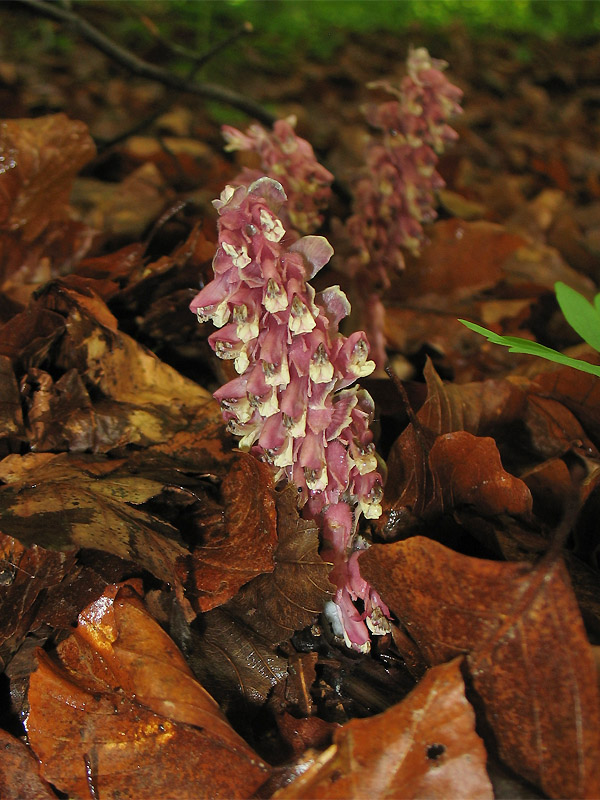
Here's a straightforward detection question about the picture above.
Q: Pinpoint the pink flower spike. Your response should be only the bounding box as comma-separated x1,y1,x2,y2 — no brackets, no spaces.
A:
193,177,389,652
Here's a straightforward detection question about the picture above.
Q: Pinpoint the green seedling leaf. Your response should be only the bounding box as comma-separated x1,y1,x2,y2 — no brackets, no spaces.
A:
458,320,600,378
555,282,600,353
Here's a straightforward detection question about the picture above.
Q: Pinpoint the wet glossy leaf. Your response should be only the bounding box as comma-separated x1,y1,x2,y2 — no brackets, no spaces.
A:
0,529,76,662
0,114,95,243
274,658,493,800
26,584,270,799
360,538,600,798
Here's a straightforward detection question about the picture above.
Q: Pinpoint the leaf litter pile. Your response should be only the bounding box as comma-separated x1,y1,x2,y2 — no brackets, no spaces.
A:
1,10,600,800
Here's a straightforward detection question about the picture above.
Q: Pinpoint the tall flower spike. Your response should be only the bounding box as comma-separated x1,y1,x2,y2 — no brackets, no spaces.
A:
345,46,462,367
191,178,390,652
222,116,334,236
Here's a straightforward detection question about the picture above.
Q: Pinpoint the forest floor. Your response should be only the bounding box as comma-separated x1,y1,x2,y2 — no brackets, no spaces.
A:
0,6,599,799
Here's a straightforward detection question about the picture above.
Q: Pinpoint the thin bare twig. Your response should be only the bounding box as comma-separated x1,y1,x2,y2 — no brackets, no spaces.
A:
140,14,253,74
15,0,276,126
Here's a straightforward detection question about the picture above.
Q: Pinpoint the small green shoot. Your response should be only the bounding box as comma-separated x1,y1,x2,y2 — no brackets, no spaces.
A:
459,282,600,379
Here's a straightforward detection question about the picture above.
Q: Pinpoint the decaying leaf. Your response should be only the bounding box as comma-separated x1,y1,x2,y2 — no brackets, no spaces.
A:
0,528,77,662
360,537,600,799
225,485,334,643
26,583,270,799
273,658,493,800
0,452,189,592
0,728,55,800
187,486,333,710
177,452,278,612
190,607,290,711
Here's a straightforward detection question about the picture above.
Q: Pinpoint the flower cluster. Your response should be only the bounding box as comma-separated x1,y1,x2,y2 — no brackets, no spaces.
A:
190,177,389,651
222,116,334,235
345,47,462,366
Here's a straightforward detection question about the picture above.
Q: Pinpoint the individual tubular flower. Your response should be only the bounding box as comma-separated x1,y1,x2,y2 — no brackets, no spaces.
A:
190,177,390,651
345,46,463,366
222,116,334,235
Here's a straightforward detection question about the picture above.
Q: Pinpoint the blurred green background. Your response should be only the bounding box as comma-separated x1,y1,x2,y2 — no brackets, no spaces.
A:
116,0,600,59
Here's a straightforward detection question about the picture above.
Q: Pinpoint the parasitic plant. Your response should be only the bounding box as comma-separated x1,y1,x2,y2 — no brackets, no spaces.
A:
222,116,334,236
346,47,463,367
190,178,390,652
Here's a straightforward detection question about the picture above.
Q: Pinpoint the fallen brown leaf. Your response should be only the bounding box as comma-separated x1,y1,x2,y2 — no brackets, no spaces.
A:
177,452,278,612
225,485,334,643
26,583,270,799
360,537,600,798
273,658,493,800
0,728,55,800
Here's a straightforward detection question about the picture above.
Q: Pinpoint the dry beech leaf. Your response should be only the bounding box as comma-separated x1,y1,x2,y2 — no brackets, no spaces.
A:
388,219,526,301
177,452,278,612
417,359,527,436
26,584,269,799
360,538,600,799
0,114,95,242
72,162,169,241
382,361,532,534
531,365,600,449
273,658,493,800
523,392,598,460
225,484,334,643
428,431,532,518
0,728,55,800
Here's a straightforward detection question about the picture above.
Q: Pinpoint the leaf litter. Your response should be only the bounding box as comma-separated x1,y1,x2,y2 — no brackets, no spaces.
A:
0,12,599,800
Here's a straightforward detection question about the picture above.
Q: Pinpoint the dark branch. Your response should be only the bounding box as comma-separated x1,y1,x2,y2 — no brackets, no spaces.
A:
140,14,254,74
16,0,276,126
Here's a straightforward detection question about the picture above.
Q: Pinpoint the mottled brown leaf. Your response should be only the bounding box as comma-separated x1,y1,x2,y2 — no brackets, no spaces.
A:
360,538,600,798
0,452,189,594
26,584,269,800
0,729,55,800
0,529,77,662
274,658,492,800
178,452,278,612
